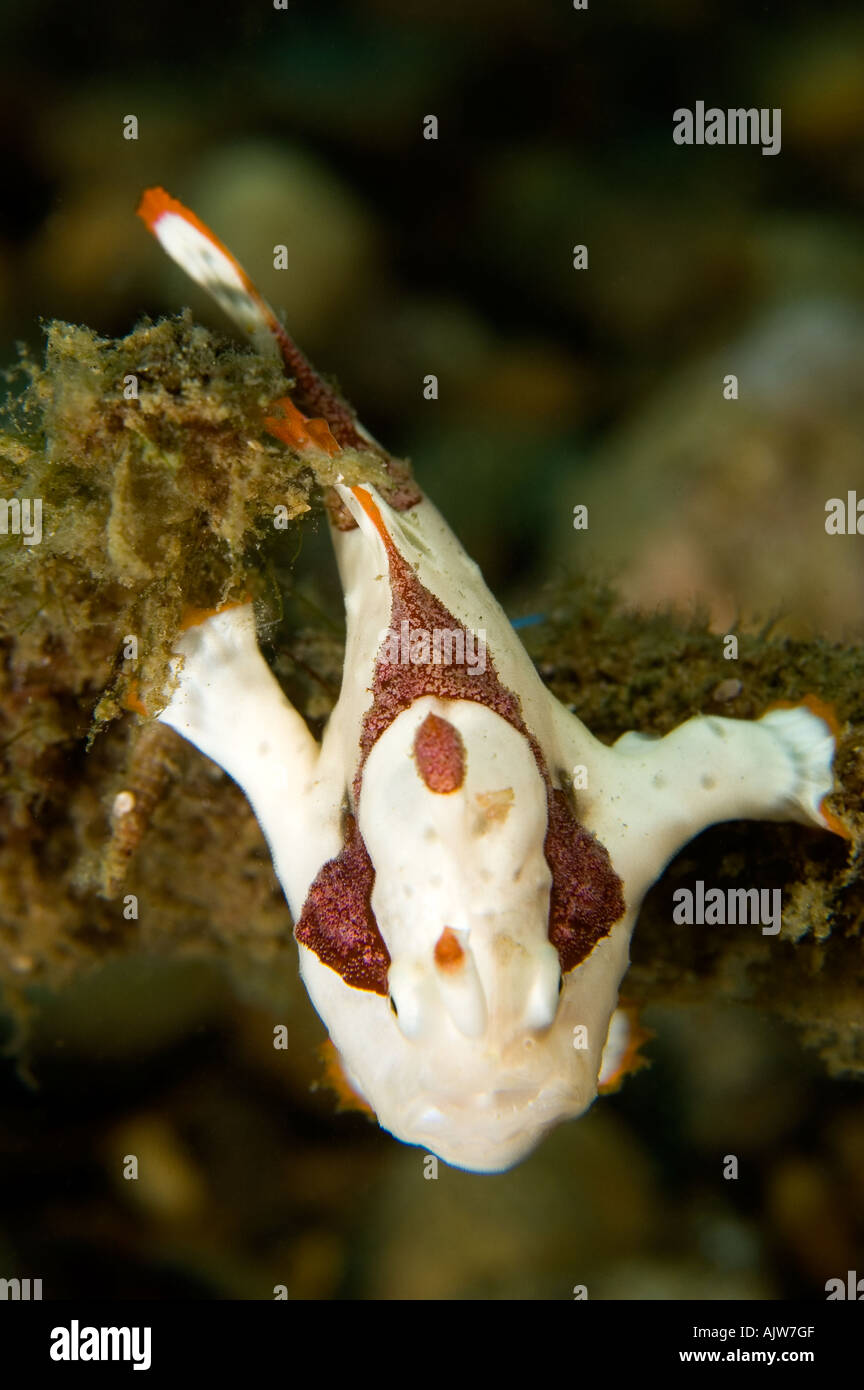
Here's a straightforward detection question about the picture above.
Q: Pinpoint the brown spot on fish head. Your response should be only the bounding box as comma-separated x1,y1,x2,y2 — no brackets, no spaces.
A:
474,787,515,829
434,926,465,971
413,712,466,793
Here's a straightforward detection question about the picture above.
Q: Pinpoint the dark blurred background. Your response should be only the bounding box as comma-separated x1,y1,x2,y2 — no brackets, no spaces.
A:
1,0,863,1299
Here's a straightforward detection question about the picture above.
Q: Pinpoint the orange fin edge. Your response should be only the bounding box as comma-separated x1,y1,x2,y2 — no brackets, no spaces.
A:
597,1001,654,1095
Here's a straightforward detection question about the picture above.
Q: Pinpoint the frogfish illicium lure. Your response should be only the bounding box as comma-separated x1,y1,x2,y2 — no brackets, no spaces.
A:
137,187,842,1172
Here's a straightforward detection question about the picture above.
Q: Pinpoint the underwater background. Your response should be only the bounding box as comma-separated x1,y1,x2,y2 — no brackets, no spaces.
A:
0,0,863,1299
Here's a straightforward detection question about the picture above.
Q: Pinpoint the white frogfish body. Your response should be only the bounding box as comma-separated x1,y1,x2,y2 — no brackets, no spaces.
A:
139,188,843,1172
